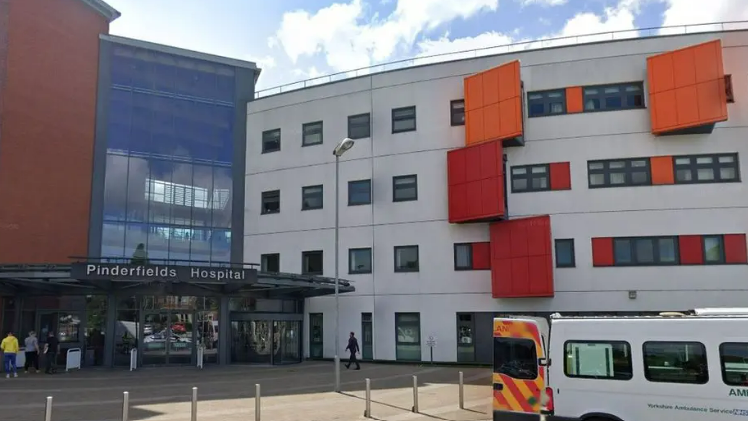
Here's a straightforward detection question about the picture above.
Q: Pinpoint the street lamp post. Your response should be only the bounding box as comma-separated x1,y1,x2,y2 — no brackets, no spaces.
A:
332,137,355,393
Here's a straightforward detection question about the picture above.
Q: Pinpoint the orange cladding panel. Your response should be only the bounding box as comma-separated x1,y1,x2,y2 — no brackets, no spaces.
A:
647,39,727,134
465,73,483,111
566,87,583,113
650,156,675,185
483,67,500,105
464,60,523,146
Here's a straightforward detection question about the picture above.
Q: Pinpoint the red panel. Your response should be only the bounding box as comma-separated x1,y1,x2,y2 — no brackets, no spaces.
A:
724,234,748,264
591,238,614,267
679,235,704,265
472,242,491,270
490,215,554,298
447,139,505,223
549,162,571,191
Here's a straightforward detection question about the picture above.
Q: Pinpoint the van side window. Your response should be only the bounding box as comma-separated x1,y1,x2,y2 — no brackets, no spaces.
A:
564,341,632,380
720,342,748,386
494,337,538,380
643,341,708,384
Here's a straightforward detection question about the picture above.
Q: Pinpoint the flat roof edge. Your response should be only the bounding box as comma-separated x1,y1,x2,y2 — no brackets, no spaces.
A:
79,0,121,23
100,34,259,71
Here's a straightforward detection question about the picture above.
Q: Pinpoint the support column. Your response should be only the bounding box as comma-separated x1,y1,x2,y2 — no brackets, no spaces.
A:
103,294,117,367
13,296,22,335
218,296,230,365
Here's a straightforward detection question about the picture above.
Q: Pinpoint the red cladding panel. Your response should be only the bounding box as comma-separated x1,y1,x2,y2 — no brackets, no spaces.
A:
447,139,505,223
591,238,614,267
679,235,704,265
490,215,553,298
549,162,571,190
472,242,491,270
724,234,748,264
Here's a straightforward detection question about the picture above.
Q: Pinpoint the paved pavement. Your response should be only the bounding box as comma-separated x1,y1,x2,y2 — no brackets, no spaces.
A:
0,362,492,421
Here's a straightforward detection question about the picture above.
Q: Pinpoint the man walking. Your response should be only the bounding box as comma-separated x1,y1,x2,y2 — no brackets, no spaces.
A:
44,331,59,374
1,331,19,378
24,331,40,373
344,331,360,370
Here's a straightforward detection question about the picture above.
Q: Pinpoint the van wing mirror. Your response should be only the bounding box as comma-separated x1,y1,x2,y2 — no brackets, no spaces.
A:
538,357,550,367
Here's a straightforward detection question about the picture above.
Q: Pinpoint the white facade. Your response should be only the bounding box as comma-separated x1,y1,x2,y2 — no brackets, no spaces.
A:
245,30,748,363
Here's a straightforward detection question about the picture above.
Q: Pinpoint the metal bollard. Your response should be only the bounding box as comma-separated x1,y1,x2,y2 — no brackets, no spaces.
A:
334,355,340,392
364,378,371,418
122,391,129,421
255,383,261,421
458,371,464,409
412,375,419,413
45,396,53,421
191,387,197,421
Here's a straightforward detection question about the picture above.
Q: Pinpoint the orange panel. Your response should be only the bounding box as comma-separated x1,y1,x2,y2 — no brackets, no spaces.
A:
497,61,519,102
650,156,674,185
566,87,583,113
466,108,484,145
484,103,501,140
671,48,695,89
675,85,699,126
648,53,674,94
465,73,483,111
499,99,520,139
483,67,500,106
693,41,723,83
697,79,726,121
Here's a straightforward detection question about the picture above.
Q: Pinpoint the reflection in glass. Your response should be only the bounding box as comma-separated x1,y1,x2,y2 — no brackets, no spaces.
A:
142,313,169,365
197,311,219,364
114,310,138,366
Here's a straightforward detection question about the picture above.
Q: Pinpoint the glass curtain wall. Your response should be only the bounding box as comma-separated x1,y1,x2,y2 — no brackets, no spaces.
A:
101,45,235,264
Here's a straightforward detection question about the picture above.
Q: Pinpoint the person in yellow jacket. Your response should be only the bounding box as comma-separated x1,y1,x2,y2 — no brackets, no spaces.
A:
1,331,19,378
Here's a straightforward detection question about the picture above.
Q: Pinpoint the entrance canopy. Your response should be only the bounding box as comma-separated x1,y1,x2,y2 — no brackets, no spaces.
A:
0,259,355,298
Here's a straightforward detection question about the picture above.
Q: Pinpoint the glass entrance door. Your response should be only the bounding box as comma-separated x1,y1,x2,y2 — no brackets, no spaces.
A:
142,311,195,365
272,320,301,364
231,320,272,363
142,313,169,365
361,313,373,360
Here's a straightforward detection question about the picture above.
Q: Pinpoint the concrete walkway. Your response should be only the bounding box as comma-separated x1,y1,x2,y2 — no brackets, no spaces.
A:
0,362,492,421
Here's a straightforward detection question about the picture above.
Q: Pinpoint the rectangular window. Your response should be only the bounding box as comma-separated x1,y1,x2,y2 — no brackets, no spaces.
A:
261,190,280,214
703,235,725,264
302,121,323,146
494,337,538,380
394,245,419,272
262,129,281,153
302,250,323,275
720,342,748,386
348,179,372,206
393,175,418,202
588,158,651,188
454,243,473,270
527,90,566,117
726,74,734,103
302,185,323,210
583,82,644,112
612,236,679,266
555,239,575,268
511,164,549,193
261,253,280,272
643,341,708,384
456,313,475,362
450,100,465,126
564,341,632,380
392,106,416,133
673,153,740,184
348,113,371,139
395,313,421,361
349,248,372,274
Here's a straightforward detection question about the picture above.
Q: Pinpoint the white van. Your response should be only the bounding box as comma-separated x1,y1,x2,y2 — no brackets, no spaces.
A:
494,309,748,421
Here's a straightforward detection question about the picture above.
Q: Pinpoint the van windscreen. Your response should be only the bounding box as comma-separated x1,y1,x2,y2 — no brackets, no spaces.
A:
494,337,538,380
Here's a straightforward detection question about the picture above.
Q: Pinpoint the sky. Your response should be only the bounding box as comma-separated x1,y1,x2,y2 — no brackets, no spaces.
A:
104,0,748,93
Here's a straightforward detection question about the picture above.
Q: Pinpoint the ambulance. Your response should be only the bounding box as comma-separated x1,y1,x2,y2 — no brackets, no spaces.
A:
493,309,748,421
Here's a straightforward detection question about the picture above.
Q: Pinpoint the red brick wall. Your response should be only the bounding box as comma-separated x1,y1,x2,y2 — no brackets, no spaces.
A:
0,0,108,263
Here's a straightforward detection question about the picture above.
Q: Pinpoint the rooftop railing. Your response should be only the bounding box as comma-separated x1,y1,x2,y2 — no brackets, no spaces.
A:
255,20,748,99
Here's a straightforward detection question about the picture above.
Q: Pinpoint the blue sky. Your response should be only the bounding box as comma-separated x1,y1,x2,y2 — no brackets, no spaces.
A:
105,0,748,92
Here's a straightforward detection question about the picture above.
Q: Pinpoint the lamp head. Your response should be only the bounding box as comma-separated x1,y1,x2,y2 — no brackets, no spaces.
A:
333,138,355,157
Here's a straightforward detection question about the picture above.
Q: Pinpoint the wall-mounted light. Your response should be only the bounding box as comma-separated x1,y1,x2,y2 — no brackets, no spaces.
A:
628,290,637,300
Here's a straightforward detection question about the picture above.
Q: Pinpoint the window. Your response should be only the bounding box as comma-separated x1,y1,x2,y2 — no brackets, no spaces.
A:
348,179,372,206
613,237,679,266
261,253,280,272
348,113,371,139
309,313,323,358
451,100,465,126
583,82,644,112
527,90,566,117
564,341,632,380
394,245,419,272
643,341,708,384
349,248,372,274
588,158,650,188
511,164,549,193
704,235,725,264
457,313,475,362
392,106,416,133
393,175,418,202
454,243,473,270
395,313,421,361
674,153,740,184
302,250,323,275
555,239,575,268
494,337,538,380
302,121,323,146
261,190,280,214
262,129,281,153
720,342,748,386
726,74,735,103
302,185,323,210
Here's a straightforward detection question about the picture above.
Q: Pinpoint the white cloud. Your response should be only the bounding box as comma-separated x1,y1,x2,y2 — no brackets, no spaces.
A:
269,0,498,71
518,0,568,6
247,55,277,70
658,0,748,34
